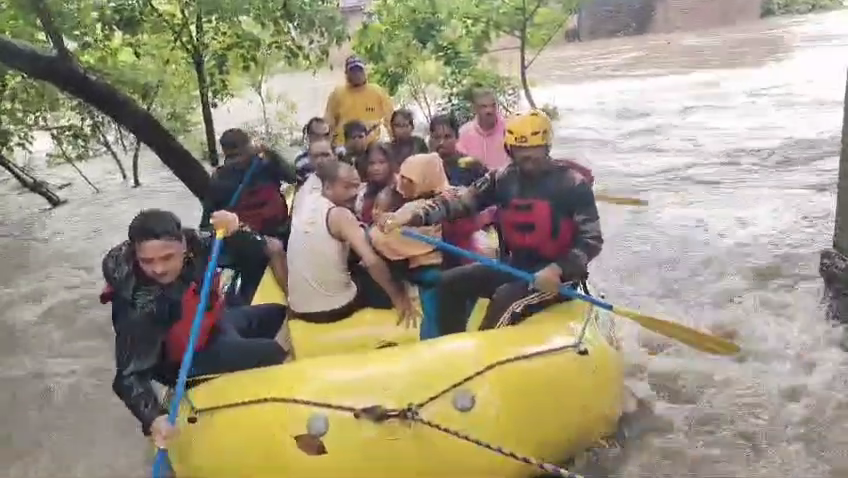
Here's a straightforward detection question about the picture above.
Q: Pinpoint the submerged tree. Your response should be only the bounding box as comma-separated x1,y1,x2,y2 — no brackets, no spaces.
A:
0,0,346,201
489,0,580,108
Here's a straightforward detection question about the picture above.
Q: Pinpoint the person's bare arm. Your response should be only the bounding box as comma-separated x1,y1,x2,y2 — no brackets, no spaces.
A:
264,237,288,297
327,207,405,304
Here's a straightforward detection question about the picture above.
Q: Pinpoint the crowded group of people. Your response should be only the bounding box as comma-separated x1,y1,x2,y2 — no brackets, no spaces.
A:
100,55,603,446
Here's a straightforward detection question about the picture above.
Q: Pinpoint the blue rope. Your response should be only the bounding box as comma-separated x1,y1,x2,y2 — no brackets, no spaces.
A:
152,156,262,477
399,228,614,313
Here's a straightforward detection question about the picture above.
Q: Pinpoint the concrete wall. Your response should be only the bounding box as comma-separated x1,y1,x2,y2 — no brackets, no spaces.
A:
650,0,763,33
578,0,656,41
577,0,764,41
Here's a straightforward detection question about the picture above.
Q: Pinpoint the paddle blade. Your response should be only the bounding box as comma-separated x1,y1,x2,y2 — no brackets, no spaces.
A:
614,307,741,356
595,194,648,206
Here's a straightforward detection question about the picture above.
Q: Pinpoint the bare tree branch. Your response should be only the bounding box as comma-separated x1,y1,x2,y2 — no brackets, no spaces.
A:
525,23,564,69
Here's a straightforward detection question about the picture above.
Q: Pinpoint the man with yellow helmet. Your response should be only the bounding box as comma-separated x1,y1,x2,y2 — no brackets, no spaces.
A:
377,109,603,335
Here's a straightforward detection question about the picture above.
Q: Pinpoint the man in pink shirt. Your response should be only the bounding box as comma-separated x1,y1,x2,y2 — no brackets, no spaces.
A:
457,89,510,170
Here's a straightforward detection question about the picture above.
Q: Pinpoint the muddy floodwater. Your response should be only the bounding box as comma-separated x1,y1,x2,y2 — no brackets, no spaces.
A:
2,10,848,478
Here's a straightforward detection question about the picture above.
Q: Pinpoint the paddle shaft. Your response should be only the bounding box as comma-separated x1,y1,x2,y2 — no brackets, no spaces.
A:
152,156,261,476
400,229,613,311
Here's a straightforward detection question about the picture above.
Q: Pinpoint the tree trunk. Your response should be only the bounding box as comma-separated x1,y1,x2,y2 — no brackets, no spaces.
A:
0,152,66,206
91,114,129,181
0,36,210,199
131,140,142,187
518,24,537,109
193,10,218,167
820,69,848,323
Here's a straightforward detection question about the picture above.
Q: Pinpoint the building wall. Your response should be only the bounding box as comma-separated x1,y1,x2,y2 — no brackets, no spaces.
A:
650,0,763,34
577,0,764,41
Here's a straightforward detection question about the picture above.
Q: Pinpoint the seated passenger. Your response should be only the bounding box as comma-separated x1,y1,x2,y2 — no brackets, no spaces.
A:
286,161,417,325
200,128,293,302
369,153,447,281
294,117,332,184
291,138,337,215
101,209,286,446
429,114,491,268
378,110,602,335
355,142,396,225
338,119,370,176
389,108,428,164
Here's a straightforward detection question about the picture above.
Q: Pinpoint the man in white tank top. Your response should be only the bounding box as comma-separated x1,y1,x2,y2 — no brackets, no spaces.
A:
287,161,417,325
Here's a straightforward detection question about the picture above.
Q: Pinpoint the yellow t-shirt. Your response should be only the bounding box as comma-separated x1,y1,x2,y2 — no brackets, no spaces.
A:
324,83,394,147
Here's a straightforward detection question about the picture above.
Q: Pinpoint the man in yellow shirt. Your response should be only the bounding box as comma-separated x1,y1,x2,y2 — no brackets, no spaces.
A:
324,55,394,148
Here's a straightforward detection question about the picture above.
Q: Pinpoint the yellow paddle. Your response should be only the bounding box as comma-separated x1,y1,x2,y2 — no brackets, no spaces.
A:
400,229,741,356
595,193,648,206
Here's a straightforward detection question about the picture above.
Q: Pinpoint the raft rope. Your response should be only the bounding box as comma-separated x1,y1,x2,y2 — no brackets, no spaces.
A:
184,308,598,478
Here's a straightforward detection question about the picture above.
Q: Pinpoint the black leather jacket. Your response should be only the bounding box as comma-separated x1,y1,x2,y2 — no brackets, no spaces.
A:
102,228,267,434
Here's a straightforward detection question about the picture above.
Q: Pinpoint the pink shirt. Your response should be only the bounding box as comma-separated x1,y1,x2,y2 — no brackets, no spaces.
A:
457,116,509,169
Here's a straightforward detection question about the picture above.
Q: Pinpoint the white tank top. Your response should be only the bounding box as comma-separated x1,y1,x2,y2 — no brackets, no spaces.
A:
291,174,322,215
287,194,358,314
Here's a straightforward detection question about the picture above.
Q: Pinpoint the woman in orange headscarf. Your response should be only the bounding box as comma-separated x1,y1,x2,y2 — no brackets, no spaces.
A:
368,153,447,274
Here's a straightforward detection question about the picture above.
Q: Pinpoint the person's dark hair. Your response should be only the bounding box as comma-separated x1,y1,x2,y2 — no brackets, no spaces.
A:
302,117,327,141
343,120,368,140
219,128,250,152
128,209,183,244
429,114,460,136
390,109,415,127
361,141,396,182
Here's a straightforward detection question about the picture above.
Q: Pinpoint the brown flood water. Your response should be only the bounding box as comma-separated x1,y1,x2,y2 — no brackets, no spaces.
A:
2,10,848,477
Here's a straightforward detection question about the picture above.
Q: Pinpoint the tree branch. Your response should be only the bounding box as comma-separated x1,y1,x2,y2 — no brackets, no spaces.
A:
145,0,196,57
32,0,72,60
525,23,564,69
0,35,210,198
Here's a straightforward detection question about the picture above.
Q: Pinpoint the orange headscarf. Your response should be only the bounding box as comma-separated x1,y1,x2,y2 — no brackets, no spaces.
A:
369,153,446,268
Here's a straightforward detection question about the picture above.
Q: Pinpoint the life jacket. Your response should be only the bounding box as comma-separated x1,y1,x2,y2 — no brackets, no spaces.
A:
99,274,225,363
442,217,480,263
496,161,593,262
232,184,288,235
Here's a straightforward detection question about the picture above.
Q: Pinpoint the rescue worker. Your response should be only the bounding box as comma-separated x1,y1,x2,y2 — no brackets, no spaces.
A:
377,110,603,335
101,209,287,447
324,55,393,148
200,128,294,303
287,161,417,325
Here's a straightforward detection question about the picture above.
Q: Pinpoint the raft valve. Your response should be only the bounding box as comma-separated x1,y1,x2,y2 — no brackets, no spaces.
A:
307,413,329,437
452,389,476,412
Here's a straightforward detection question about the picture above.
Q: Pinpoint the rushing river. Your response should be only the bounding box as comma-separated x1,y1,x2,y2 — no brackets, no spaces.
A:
2,10,848,478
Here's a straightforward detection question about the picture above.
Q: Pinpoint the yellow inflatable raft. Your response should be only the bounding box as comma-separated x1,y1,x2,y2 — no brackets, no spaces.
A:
164,270,625,477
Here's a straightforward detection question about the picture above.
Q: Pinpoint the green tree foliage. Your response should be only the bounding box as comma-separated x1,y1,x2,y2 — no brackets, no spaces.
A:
353,0,520,125
353,0,577,123
105,0,347,165
0,0,346,202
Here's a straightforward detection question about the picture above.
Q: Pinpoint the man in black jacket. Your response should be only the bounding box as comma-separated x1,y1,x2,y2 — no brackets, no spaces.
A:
100,208,286,448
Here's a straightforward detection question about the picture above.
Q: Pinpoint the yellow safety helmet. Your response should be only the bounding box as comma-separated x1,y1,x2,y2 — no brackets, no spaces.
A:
504,110,552,148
